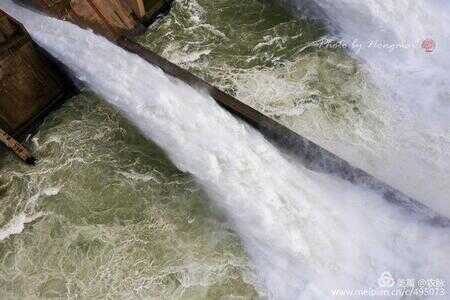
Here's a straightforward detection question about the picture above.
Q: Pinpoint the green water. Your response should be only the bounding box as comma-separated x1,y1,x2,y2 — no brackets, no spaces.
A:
0,94,261,299
135,0,450,218
0,1,386,299
136,0,386,175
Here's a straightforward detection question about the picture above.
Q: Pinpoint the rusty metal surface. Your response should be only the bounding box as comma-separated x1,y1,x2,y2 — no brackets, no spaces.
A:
0,128,35,164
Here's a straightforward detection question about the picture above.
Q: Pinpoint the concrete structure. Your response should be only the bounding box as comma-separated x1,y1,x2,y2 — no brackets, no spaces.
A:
0,11,69,135
125,0,145,18
24,0,172,40
0,1,171,163
3,2,447,224
0,10,70,163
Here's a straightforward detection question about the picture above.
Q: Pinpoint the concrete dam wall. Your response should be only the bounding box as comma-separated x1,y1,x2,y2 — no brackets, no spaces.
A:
1,1,447,224
0,0,172,138
0,10,69,135
0,0,171,162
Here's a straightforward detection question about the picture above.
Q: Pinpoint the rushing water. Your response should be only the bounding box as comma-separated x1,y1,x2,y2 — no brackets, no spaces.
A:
280,0,450,221
137,0,450,218
1,1,450,299
0,93,260,298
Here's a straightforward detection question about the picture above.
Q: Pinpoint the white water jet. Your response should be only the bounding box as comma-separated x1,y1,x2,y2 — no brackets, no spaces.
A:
2,2,449,299
281,0,450,218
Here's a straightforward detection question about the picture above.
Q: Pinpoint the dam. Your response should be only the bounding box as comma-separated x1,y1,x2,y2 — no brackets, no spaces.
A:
1,0,445,222
0,0,449,298
0,10,70,134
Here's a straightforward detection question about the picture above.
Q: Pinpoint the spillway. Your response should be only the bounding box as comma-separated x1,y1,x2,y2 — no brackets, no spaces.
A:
1,1,449,299
281,0,450,218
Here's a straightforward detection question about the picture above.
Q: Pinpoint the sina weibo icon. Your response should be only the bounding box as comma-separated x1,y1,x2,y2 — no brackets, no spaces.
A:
378,271,396,288
421,38,435,53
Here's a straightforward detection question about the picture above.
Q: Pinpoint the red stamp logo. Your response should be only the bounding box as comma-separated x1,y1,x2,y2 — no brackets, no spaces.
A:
421,38,435,52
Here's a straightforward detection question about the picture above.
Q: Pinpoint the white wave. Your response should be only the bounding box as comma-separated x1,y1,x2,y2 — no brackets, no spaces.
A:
0,186,60,241
280,0,450,217
2,2,449,299
0,212,45,241
116,170,161,183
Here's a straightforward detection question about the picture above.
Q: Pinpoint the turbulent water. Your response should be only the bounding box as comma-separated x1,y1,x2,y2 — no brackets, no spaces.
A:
1,1,450,299
280,0,450,222
138,0,450,218
0,94,260,298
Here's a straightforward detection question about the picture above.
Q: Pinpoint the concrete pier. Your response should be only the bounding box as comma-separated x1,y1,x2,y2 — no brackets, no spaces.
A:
0,10,73,164
23,0,173,40
0,1,172,163
0,11,70,135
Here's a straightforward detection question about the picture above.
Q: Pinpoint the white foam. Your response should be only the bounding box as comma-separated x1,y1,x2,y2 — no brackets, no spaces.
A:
0,185,60,241
281,0,450,218
116,170,161,184
0,212,45,241
2,2,449,298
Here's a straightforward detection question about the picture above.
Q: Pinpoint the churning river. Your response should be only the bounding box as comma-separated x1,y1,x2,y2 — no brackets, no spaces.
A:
1,0,449,299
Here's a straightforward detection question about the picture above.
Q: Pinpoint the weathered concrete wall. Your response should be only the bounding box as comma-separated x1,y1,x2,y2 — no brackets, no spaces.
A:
0,11,69,135
27,0,140,39
125,0,145,18
0,0,171,163
24,0,172,40
0,1,172,134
